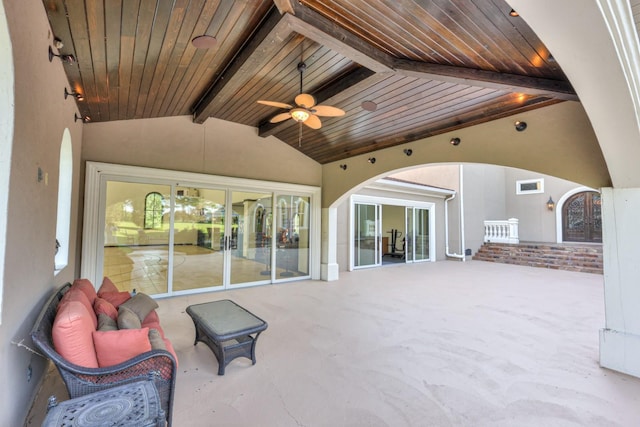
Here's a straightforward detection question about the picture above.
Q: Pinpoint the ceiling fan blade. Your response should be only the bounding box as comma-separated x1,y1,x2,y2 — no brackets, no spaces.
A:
295,93,316,109
312,105,345,117
257,100,293,109
269,112,292,123
303,114,322,129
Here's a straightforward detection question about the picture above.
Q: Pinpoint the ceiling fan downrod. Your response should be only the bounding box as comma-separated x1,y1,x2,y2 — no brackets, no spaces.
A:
298,62,306,94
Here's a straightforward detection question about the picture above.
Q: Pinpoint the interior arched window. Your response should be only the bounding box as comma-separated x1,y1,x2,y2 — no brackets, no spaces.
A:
144,192,163,229
0,1,14,322
55,129,73,271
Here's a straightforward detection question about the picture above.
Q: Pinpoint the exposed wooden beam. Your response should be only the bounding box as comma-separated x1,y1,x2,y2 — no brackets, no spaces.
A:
271,0,294,15
192,6,289,123
284,4,394,73
394,59,578,101
258,67,378,137
193,1,577,126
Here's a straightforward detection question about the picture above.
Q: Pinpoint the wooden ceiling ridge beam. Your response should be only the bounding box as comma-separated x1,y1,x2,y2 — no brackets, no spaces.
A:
258,67,382,137
192,6,291,124
286,2,577,101
394,59,578,101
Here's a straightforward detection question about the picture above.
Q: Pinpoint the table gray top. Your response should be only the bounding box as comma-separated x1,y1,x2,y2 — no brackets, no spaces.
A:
186,300,267,338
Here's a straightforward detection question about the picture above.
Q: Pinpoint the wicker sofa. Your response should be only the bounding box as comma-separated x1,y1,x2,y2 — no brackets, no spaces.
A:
31,281,177,426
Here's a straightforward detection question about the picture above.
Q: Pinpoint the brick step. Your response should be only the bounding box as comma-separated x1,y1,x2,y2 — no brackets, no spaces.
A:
472,242,603,274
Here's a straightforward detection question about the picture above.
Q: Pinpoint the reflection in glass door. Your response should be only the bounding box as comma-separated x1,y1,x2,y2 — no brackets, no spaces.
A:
228,191,273,286
103,181,171,295
274,194,311,280
172,186,226,292
354,203,381,268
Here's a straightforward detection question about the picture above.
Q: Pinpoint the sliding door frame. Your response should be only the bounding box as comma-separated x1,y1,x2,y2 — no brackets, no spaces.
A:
349,194,436,270
82,162,321,292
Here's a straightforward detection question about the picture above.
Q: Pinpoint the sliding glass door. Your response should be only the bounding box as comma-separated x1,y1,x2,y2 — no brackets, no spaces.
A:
405,207,429,263
171,186,226,292
88,163,320,297
353,203,382,268
228,191,273,286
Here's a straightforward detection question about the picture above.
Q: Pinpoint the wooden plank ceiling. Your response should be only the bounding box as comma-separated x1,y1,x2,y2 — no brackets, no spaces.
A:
43,0,575,164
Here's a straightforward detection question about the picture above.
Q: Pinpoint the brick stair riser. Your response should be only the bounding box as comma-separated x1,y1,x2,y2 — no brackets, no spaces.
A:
472,243,603,274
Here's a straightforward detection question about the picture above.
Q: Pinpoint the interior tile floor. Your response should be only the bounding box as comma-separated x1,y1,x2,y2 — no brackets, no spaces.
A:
27,261,640,426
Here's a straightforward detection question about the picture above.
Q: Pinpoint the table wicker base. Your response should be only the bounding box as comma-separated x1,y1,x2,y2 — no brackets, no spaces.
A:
186,299,268,375
43,381,165,427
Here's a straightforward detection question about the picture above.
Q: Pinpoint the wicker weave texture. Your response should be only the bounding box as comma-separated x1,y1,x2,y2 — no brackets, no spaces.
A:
31,283,176,426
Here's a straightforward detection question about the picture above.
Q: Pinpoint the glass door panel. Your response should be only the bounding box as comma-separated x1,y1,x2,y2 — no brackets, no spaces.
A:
354,203,380,268
171,186,226,292
275,195,311,279
405,207,414,262
228,191,273,286
103,181,171,295
414,208,429,261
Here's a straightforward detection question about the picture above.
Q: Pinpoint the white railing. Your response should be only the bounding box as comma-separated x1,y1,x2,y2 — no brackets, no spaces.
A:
483,218,519,244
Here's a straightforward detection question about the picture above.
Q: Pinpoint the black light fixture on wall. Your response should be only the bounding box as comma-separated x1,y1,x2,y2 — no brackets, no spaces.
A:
49,46,75,64
74,113,91,123
450,137,461,146
515,121,527,132
547,197,555,211
368,157,376,164
64,88,84,101
403,148,413,156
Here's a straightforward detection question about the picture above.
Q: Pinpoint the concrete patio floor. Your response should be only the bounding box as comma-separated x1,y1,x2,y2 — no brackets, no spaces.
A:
29,260,640,426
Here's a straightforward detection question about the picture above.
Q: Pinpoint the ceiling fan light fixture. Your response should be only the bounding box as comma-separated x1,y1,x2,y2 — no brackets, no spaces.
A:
290,108,310,122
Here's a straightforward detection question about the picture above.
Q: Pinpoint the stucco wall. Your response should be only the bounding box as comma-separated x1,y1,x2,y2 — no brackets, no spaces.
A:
322,101,610,209
0,1,83,425
82,116,322,187
504,168,585,243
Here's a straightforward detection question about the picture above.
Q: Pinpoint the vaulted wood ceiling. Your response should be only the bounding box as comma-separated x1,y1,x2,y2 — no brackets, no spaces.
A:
43,0,575,164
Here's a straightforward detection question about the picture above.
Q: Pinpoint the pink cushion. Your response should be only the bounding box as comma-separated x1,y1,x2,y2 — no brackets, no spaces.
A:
93,297,118,321
98,277,119,294
58,289,97,330
53,300,99,368
92,328,151,367
98,291,131,308
71,279,97,304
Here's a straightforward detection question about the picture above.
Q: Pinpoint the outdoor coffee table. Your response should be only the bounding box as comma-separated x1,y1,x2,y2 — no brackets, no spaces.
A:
186,299,268,375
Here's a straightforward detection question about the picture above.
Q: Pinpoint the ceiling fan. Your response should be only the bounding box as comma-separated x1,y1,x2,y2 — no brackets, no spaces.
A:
257,62,345,130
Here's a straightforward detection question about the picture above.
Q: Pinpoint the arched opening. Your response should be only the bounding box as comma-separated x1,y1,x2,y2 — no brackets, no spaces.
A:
561,191,602,243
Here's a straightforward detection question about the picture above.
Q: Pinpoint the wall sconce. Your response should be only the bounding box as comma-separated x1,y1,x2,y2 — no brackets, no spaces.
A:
403,148,412,156
450,137,461,146
49,46,76,64
547,197,555,211
368,157,376,164
509,9,519,17
515,121,527,132
74,113,91,123
339,164,347,170
64,88,84,101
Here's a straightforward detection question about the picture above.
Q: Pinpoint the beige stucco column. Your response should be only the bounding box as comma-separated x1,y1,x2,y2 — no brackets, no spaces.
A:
600,188,640,376
320,207,339,281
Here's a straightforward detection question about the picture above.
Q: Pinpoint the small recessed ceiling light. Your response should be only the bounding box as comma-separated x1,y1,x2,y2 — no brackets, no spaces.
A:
361,100,377,112
191,35,217,49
